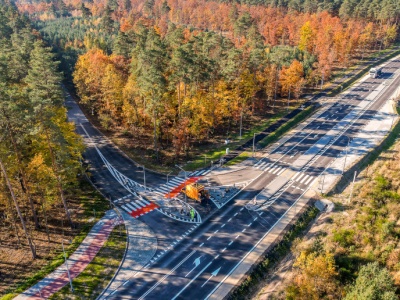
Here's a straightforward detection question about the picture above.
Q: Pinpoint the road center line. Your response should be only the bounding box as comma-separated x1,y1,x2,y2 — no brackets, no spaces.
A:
207,236,211,240
228,241,233,246
214,229,219,234
171,261,213,300
139,250,196,300
199,243,204,247
221,224,225,228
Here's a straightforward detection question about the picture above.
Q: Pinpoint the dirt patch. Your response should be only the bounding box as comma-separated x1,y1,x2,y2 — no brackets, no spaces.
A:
0,180,109,297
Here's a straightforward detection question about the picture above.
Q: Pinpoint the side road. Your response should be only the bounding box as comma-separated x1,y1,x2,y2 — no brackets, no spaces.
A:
14,210,121,300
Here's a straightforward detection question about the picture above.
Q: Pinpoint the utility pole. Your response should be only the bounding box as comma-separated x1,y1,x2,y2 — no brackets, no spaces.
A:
348,171,357,203
62,241,74,293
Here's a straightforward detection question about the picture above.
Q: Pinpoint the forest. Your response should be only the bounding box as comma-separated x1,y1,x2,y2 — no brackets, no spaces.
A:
0,0,84,262
14,0,397,163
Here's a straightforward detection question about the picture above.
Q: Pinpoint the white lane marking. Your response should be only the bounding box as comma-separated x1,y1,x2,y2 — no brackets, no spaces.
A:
292,172,301,181
254,217,258,221
227,218,232,222
138,250,196,300
199,243,204,247
240,208,244,211
248,222,253,226
121,205,130,213
185,256,202,277
295,173,305,182
259,212,264,216
214,229,219,234
235,235,240,239
234,213,238,217
242,229,246,232
202,170,210,175
215,255,219,259
136,199,147,207
277,167,286,175
271,166,281,174
228,241,233,246
172,261,213,300
304,176,314,185
125,203,137,211
201,267,221,288
300,174,310,184
123,280,129,286
207,236,211,240
221,224,225,228
222,248,226,252
204,186,314,300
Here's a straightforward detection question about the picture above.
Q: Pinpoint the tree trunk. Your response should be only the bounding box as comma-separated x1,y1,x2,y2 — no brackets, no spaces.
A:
0,157,36,259
44,126,74,228
3,110,40,229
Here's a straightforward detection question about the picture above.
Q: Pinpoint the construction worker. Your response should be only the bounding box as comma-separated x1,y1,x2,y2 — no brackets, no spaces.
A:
190,208,195,220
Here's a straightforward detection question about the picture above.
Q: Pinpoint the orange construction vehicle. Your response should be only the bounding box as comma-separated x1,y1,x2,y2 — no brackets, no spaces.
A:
182,183,209,201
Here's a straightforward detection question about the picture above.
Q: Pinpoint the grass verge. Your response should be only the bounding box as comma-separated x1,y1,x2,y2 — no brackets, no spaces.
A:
258,105,316,149
0,180,110,299
50,224,126,299
184,111,287,171
225,151,252,166
229,206,319,299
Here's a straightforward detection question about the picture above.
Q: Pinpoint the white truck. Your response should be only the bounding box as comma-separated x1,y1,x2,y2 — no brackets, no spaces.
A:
369,67,382,78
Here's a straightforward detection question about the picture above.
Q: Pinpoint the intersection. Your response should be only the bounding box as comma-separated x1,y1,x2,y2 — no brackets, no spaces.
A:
65,55,400,299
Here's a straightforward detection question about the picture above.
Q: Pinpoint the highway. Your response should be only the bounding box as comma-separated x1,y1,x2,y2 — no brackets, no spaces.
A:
66,56,400,299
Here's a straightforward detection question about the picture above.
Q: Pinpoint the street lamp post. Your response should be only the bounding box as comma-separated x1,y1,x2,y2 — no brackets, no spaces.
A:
253,132,262,157
166,171,172,184
141,165,146,188
175,164,187,179
342,136,351,175
62,241,74,293
175,164,188,205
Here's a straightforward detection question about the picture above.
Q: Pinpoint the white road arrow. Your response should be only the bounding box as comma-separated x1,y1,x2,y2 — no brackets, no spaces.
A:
185,257,201,277
201,267,221,288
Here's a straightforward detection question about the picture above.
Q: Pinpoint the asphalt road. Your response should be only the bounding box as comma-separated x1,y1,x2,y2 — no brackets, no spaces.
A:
67,56,400,299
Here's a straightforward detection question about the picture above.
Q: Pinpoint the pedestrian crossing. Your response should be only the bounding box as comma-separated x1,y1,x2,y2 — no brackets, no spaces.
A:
115,195,159,218
155,176,201,198
291,172,315,186
187,169,211,177
254,161,286,175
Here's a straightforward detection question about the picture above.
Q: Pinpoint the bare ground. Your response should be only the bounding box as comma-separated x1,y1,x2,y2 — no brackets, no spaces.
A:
0,180,108,297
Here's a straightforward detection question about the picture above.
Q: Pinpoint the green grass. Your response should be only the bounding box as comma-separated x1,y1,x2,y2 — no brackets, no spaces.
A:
225,151,252,166
258,105,316,148
50,224,126,299
183,111,287,171
0,180,111,300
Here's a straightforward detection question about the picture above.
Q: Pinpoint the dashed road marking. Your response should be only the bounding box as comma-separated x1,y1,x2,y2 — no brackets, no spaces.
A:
228,241,233,246
199,243,204,247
